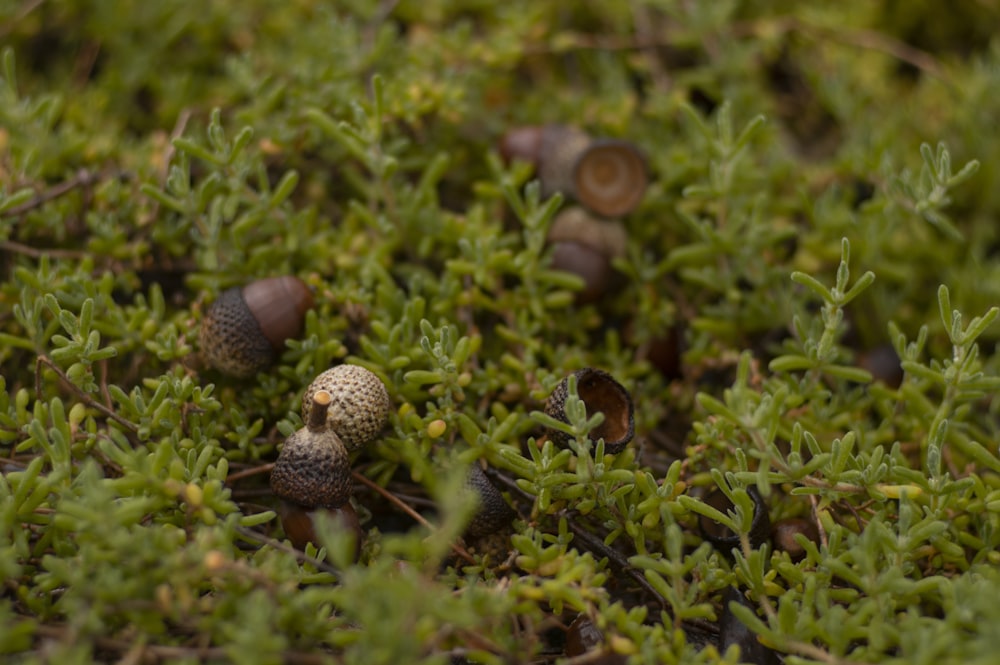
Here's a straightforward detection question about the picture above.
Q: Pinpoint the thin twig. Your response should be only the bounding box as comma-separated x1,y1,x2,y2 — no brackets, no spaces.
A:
36,355,140,437
234,525,340,576
1,169,102,218
351,470,476,565
225,462,275,485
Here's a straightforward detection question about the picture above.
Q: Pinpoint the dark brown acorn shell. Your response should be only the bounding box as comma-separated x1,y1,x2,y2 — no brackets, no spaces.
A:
543,368,635,454
537,124,592,200
241,275,314,350
698,485,771,553
278,500,363,557
771,517,820,562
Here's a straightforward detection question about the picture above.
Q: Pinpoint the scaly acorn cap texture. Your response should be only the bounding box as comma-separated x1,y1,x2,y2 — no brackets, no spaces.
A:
271,390,352,509
464,464,515,541
544,368,635,454
302,364,391,450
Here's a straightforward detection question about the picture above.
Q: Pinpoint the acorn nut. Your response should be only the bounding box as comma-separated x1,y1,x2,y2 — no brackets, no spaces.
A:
771,517,820,562
544,368,634,454
199,275,313,378
302,364,391,451
547,206,628,304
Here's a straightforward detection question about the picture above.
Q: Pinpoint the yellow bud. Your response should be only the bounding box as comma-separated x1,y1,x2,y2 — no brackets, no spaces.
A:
426,419,447,438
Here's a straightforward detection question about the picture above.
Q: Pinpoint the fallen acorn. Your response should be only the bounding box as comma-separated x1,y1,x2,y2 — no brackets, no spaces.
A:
199,275,314,378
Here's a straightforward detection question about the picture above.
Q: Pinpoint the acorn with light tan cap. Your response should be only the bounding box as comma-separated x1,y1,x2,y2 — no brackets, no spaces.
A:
302,364,391,451
199,275,314,378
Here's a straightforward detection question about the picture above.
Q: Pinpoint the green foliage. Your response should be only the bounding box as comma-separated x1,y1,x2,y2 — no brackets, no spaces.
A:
2,1,1000,663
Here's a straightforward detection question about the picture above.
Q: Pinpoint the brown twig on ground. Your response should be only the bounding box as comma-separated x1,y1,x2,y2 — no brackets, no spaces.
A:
351,470,477,565
35,355,140,439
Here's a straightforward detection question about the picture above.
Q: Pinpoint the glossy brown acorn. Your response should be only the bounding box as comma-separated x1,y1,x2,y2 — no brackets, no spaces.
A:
547,206,628,304
302,364,391,451
199,275,313,378
544,368,635,454
500,124,648,218
771,517,820,562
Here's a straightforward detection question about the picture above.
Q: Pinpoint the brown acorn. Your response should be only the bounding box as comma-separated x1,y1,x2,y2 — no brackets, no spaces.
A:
698,485,771,553
199,275,313,378
302,364,391,451
464,464,515,541
565,614,628,664
278,500,363,557
544,368,635,454
547,206,628,304
271,390,352,510
771,517,820,562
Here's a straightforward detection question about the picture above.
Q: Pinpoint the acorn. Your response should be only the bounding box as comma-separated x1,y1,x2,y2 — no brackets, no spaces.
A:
544,368,635,454
302,364,391,451
572,139,648,218
697,485,771,553
500,124,648,217
464,464,515,541
771,517,820,562
547,206,628,304
199,276,314,378
271,391,360,552
564,614,628,664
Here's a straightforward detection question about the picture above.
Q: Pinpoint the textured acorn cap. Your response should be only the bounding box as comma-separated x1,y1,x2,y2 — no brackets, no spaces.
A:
698,485,771,552
544,368,635,454
573,139,648,218
271,391,352,509
199,287,275,378
537,124,593,200
302,364,391,450
464,464,515,540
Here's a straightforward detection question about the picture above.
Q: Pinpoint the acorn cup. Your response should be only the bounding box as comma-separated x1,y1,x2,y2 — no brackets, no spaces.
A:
271,390,361,553
697,485,771,553
463,464,515,541
544,368,635,454
500,124,649,218
547,206,628,304
302,364,392,451
199,275,314,378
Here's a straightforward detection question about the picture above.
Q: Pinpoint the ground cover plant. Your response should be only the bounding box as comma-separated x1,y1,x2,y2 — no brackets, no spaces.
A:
2,1,1000,663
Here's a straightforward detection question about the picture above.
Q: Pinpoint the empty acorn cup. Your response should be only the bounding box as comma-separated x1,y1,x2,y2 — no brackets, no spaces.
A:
543,368,635,454
698,485,771,553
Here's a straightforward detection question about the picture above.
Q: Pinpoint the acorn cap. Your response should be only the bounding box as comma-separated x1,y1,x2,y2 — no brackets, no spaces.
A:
543,368,635,454
271,391,352,509
698,485,771,552
547,206,628,258
302,364,391,451
572,139,648,218
537,124,592,200
464,464,515,540
199,287,274,378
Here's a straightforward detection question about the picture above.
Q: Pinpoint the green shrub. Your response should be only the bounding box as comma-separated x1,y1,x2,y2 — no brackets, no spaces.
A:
2,2,1000,663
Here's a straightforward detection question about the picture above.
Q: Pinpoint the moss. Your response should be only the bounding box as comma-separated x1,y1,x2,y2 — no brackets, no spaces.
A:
2,2,1000,663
